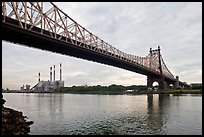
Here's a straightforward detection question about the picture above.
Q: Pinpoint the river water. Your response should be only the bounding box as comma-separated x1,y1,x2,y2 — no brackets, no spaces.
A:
2,93,202,135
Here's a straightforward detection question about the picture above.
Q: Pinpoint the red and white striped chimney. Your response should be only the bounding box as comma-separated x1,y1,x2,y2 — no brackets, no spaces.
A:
50,67,52,81
38,72,40,82
54,65,55,81
60,63,62,81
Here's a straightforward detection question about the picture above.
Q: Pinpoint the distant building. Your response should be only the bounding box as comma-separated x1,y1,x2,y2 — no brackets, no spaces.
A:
126,90,134,93
20,84,31,92
31,80,64,92
125,89,138,93
30,63,64,93
190,83,202,87
25,84,30,90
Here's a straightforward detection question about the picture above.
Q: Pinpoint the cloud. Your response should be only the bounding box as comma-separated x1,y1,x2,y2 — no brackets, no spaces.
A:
2,2,202,89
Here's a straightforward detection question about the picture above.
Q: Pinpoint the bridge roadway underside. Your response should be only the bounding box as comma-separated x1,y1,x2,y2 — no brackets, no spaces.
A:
2,18,175,86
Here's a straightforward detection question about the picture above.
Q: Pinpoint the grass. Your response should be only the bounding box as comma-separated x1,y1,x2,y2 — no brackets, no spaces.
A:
162,89,202,94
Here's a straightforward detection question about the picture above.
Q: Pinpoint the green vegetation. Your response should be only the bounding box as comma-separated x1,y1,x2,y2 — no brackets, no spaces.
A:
191,84,202,90
54,84,202,95
164,84,202,94
54,84,147,95
163,89,202,94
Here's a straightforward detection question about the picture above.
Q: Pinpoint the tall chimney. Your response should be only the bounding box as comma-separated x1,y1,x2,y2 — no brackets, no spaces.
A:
54,65,55,81
60,63,62,81
50,67,52,81
38,72,40,82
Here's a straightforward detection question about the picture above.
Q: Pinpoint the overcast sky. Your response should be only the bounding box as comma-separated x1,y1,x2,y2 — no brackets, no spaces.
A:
2,2,202,90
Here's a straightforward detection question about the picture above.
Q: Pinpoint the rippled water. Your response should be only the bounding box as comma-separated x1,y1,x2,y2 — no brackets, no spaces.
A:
3,93,202,135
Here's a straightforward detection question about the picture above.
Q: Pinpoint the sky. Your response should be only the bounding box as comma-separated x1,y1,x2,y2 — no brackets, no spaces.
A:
2,2,202,90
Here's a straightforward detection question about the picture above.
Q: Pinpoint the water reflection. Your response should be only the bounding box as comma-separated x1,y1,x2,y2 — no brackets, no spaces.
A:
2,93,202,135
146,94,171,134
29,93,65,134
35,93,64,114
70,94,172,135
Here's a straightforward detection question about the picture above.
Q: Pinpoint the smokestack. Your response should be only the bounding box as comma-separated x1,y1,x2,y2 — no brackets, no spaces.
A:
50,67,52,81
54,65,55,81
38,72,40,82
60,63,62,81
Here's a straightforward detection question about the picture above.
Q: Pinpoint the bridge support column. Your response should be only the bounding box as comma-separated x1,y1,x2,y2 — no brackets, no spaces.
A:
147,76,169,91
174,76,179,89
159,77,166,90
147,76,154,89
163,81,170,90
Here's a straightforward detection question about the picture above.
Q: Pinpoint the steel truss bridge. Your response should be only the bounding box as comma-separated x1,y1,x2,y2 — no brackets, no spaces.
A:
2,2,189,90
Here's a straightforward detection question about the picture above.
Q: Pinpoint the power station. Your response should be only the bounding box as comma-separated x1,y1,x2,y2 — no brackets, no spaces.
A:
30,63,64,92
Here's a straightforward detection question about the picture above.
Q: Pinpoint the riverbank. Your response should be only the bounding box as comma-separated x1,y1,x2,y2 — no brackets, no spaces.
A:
160,89,202,94
125,89,202,95
54,86,202,95
2,95,34,135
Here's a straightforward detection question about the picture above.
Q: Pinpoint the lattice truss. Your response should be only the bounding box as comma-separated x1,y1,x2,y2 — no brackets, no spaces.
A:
2,2,174,79
145,49,174,79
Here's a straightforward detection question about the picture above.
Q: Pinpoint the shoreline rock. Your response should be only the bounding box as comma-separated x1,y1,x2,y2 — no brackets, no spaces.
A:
2,94,34,135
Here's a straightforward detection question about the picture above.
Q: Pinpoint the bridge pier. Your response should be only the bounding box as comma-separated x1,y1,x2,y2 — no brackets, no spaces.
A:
148,75,187,90
174,76,179,89
147,76,170,91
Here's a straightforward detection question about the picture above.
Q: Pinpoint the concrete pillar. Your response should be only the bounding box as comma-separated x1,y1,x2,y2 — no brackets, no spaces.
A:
174,76,179,89
147,76,153,88
158,79,165,90
147,76,167,91
163,81,170,90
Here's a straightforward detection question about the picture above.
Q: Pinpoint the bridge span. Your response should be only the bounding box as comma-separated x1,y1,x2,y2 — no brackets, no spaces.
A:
2,2,189,90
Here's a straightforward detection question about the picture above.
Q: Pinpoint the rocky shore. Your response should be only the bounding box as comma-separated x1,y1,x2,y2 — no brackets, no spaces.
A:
2,95,34,135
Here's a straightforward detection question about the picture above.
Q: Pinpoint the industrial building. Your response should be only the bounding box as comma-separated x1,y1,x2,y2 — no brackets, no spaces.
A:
30,63,64,92
20,84,31,92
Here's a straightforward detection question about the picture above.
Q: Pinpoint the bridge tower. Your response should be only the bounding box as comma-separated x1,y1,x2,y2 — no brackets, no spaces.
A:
147,46,169,90
157,46,168,90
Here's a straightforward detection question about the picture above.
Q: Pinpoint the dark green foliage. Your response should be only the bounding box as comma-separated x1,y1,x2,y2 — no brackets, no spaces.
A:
191,85,202,89
54,84,147,95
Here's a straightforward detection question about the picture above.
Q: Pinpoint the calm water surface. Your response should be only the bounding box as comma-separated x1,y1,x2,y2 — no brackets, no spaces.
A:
3,93,202,135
